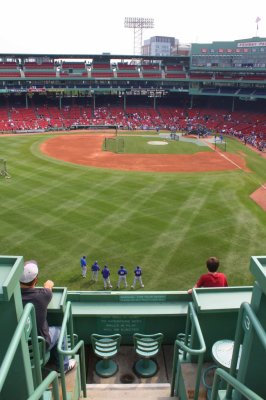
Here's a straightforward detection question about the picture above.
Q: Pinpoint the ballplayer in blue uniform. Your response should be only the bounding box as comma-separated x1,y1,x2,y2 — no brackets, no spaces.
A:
117,265,128,289
131,265,144,288
102,265,112,289
91,261,100,282
80,256,87,278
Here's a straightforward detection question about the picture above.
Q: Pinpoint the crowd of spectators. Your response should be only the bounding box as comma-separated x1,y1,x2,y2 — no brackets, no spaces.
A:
0,104,265,152
225,129,266,152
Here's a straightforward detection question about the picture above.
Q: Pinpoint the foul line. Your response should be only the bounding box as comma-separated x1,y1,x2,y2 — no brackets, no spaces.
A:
203,138,266,196
202,139,244,170
218,152,243,170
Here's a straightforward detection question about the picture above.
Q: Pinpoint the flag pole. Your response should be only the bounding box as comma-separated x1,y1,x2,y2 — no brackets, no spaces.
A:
255,17,261,36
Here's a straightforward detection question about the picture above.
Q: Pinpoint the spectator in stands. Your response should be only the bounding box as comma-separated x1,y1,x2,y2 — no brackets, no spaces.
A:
117,265,128,289
91,260,100,282
131,266,144,289
80,255,87,278
20,260,76,374
102,265,112,289
188,256,228,294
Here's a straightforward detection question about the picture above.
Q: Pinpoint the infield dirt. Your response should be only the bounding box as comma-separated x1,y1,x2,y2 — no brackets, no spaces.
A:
40,134,250,173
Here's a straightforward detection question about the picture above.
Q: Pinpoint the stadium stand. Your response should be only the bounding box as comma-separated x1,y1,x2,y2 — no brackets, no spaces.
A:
1,37,266,400
117,71,140,78
0,36,265,151
117,62,138,70
23,61,55,69
0,71,21,77
1,102,266,150
165,72,187,79
0,61,18,68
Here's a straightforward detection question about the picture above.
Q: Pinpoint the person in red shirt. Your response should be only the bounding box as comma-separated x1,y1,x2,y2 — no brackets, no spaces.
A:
188,256,228,294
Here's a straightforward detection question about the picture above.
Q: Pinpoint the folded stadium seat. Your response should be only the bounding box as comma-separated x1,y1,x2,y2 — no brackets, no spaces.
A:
165,64,184,71
0,61,18,68
0,72,21,77
165,72,187,79
28,335,50,387
24,71,57,78
117,71,140,78
91,71,114,78
133,332,164,378
91,333,121,377
24,62,55,69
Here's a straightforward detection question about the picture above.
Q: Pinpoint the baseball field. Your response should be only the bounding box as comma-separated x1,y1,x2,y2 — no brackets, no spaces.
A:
1,131,266,291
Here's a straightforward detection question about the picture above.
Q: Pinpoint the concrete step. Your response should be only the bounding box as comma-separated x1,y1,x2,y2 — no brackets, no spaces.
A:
82,383,178,399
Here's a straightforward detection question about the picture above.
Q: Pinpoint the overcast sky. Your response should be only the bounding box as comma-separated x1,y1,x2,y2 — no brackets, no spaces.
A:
0,0,265,55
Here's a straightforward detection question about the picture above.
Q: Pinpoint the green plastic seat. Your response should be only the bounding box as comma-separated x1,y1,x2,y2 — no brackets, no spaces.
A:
91,333,121,377
133,333,164,377
29,335,50,367
28,336,50,386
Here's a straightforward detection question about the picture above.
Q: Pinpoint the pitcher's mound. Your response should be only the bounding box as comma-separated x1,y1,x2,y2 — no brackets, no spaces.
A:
148,141,168,145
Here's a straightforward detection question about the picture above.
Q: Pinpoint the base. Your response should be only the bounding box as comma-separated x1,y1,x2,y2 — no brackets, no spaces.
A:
134,358,158,378
95,359,118,377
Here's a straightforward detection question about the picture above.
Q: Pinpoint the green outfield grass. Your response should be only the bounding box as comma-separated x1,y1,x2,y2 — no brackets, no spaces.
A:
105,135,213,154
0,132,266,291
124,136,213,154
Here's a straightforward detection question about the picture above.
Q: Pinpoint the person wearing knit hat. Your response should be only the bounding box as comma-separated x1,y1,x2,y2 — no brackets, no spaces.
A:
20,260,76,374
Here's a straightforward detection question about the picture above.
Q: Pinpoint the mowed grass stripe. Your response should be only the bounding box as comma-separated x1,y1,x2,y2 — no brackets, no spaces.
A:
140,175,225,288
1,134,266,290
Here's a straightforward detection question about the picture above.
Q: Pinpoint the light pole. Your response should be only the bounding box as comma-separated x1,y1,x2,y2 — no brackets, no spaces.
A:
124,17,154,55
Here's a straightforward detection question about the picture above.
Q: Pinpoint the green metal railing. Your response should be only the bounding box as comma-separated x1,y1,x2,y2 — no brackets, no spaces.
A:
27,371,60,400
210,368,263,400
171,302,206,399
171,301,266,400
224,301,266,400
57,301,87,400
0,303,60,400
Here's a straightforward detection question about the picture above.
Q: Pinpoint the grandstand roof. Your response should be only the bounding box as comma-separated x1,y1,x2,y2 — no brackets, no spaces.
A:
0,53,189,62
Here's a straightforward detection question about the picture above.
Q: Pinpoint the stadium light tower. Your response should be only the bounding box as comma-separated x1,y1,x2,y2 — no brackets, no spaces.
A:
124,17,154,55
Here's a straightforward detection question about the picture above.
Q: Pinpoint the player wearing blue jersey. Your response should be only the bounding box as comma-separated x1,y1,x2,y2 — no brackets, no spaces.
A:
117,265,128,289
131,266,144,289
80,256,87,278
91,261,100,282
102,265,112,289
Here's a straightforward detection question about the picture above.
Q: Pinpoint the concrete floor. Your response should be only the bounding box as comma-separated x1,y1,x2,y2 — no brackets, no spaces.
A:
84,383,174,400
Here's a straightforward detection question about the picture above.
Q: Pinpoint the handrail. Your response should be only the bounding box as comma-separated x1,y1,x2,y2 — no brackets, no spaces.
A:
227,302,266,399
57,301,87,400
171,302,206,399
0,303,37,393
211,368,263,400
0,303,59,400
27,371,60,400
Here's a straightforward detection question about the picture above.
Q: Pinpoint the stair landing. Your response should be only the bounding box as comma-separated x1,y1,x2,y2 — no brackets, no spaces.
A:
83,383,176,400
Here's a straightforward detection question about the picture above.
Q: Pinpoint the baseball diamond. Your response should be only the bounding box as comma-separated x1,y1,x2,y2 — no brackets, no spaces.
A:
40,134,249,173
1,14,266,400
